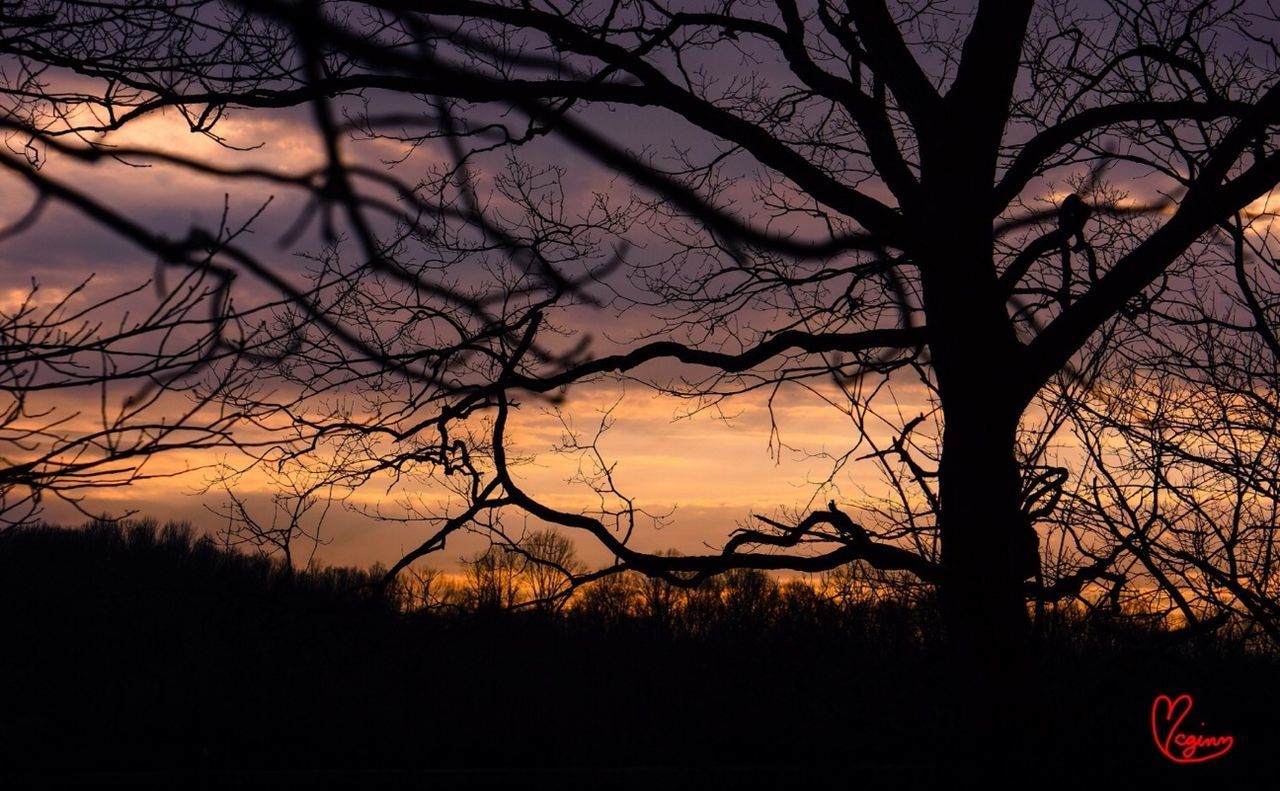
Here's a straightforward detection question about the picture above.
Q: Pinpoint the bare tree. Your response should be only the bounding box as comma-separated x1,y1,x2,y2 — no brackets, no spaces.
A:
1055,222,1280,645
396,563,464,612
457,528,585,611
572,570,638,627
10,0,1280,731
517,528,585,611
205,457,339,574
462,543,526,612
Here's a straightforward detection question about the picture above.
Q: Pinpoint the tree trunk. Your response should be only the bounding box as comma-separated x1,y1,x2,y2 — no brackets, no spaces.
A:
919,205,1039,763
924,362,1039,773
937,395,1031,683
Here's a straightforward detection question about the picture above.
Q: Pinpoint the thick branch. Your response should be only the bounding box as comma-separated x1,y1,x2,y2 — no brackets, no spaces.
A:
504,326,922,394
1024,148,1280,397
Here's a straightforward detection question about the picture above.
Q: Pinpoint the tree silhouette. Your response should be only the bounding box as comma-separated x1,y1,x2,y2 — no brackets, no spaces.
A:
1060,220,1280,645
462,542,528,612
0,272,260,527
7,0,1280,740
205,457,339,575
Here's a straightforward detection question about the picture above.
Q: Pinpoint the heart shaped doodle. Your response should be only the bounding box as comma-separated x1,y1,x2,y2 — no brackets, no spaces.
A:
1151,693,1234,763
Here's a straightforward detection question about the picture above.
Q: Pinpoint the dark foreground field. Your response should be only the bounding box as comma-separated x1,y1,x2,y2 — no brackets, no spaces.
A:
0,520,1273,787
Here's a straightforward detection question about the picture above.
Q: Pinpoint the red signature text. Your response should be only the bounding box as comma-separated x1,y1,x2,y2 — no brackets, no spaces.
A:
1151,693,1234,763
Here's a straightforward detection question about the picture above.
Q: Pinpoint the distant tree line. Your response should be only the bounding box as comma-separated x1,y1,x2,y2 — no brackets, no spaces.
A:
402,535,936,632
9,516,1260,654
2,515,1277,780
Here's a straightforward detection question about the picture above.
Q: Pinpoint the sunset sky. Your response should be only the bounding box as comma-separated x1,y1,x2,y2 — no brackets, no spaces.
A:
2,102,944,571
4,90,1275,575
3,1,1278,588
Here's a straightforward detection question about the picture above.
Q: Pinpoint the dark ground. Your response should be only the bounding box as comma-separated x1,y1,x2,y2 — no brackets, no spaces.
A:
0,520,1273,788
